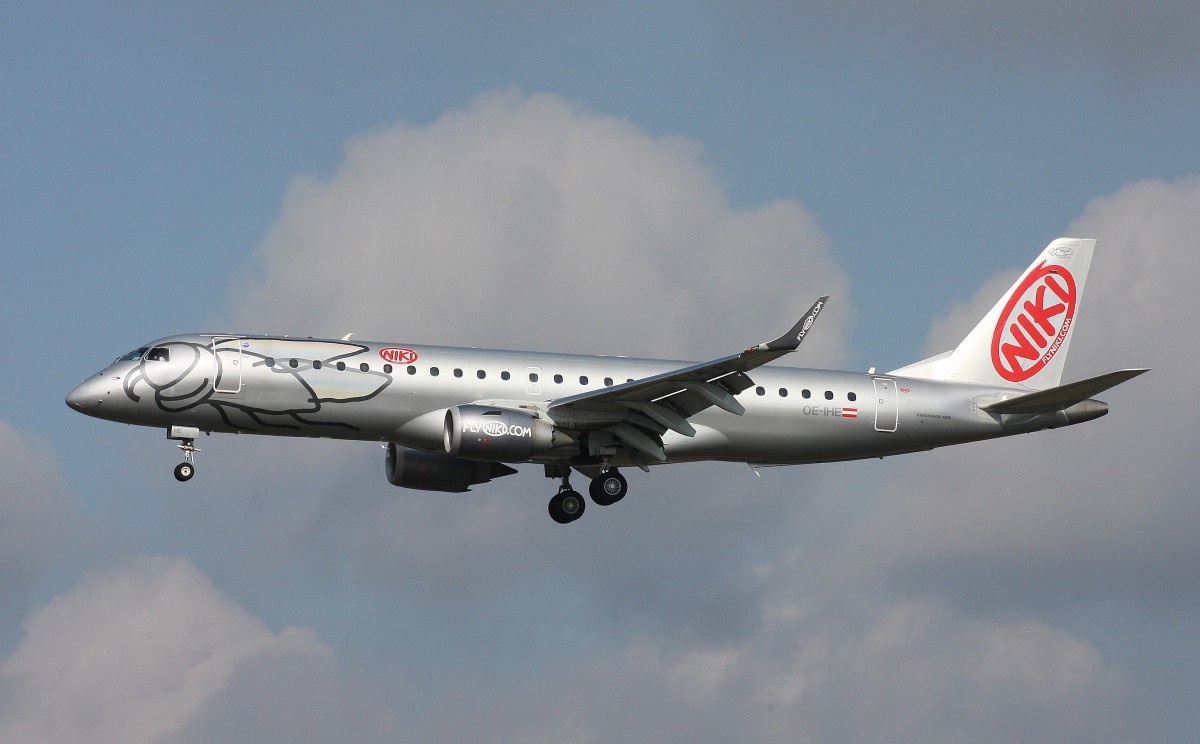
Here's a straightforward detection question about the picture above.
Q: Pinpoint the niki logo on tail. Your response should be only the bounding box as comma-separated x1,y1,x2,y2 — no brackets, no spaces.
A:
991,261,1078,383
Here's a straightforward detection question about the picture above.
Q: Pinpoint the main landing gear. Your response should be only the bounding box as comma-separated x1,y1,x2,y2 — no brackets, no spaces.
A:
547,467,629,524
167,426,201,482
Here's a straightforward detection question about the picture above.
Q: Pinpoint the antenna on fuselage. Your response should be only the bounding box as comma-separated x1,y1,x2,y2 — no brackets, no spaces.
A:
342,333,354,341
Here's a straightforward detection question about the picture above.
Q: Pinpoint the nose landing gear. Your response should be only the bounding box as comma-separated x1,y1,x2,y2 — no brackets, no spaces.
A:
167,426,201,482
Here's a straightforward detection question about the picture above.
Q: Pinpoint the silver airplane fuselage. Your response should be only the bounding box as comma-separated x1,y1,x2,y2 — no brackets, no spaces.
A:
68,335,1105,464
66,238,1145,523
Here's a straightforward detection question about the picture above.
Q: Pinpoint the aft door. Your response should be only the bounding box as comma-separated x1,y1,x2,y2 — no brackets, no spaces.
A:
212,337,244,394
873,377,898,432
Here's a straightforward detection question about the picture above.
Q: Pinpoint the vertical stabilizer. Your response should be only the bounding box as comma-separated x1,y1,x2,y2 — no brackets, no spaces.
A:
890,238,1095,390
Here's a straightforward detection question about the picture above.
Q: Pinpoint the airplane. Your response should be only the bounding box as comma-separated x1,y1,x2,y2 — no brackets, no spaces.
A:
67,238,1146,523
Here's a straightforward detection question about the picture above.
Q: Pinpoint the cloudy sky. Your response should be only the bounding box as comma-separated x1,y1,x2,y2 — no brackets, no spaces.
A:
3,3,1199,742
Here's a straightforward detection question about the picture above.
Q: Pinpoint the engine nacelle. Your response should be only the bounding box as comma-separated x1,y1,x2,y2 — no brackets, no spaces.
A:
443,405,556,461
385,442,516,492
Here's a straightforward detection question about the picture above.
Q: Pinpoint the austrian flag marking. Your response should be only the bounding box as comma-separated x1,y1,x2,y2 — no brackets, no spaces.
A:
839,408,858,418
990,262,1077,383
379,347,418,365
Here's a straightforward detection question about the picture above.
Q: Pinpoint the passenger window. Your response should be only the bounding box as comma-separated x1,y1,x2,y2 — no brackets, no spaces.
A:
265,358,276,368
146,347,170,362
825,390,833,400
501,371,511,381
383,363,392,373
290,359,299,368
359,362,369,372
848,392,857,401
314,360,323,369
779,388,788,397
430,367,440,376
802,389,811,399
336,362,346,371
529,372,539,382
407,366,416,375
554,374,563,384
579,376,588,385
756,386,765,396
604,377,613,386
477,370,486,379
453,368,463,378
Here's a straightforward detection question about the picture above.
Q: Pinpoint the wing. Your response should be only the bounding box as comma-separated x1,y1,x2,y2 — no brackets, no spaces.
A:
546,297,828,467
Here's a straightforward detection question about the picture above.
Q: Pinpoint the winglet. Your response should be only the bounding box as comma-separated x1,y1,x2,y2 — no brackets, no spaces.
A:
748,296,829,353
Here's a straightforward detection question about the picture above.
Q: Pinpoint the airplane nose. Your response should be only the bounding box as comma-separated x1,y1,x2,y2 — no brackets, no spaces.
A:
66,375,110,412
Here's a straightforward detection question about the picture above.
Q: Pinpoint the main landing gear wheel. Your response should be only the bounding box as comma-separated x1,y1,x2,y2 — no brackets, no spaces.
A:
589,469,628,506
173,462,195,482
549,488,586,524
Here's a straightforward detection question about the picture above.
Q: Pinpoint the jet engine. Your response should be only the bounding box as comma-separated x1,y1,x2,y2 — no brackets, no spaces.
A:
385,442,516,492
443,405,558,460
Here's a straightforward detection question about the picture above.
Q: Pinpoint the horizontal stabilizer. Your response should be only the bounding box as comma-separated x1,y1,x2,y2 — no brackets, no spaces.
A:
982,368,1149,413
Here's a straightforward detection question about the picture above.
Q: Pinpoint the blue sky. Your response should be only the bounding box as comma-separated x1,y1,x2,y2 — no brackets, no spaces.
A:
3,3,1200,742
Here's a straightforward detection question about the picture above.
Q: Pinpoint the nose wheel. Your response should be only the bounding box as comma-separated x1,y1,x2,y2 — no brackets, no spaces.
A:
173,461,195,482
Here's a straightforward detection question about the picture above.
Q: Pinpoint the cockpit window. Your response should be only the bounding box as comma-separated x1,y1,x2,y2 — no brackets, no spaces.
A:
115,347,149,363
146,347,170,362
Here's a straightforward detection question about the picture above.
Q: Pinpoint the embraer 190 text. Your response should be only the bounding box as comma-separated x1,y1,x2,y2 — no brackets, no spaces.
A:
68,238,1146,523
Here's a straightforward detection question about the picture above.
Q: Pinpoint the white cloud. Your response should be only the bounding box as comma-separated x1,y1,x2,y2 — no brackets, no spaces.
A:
0,555,394,744
211,90,852,603
0,421,79,611
428,575,1132,744
232,90,847,364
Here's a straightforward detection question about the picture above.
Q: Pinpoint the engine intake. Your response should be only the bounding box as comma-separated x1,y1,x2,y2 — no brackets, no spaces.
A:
385,442,516,492
444,405,556,461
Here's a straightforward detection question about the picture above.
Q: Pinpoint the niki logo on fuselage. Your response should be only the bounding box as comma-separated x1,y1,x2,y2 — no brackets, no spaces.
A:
990,262,1077,382
379,347,418,365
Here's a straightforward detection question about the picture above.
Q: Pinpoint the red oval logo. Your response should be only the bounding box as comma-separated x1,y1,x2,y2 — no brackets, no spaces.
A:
379,347,418,365
990,262,1077,383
